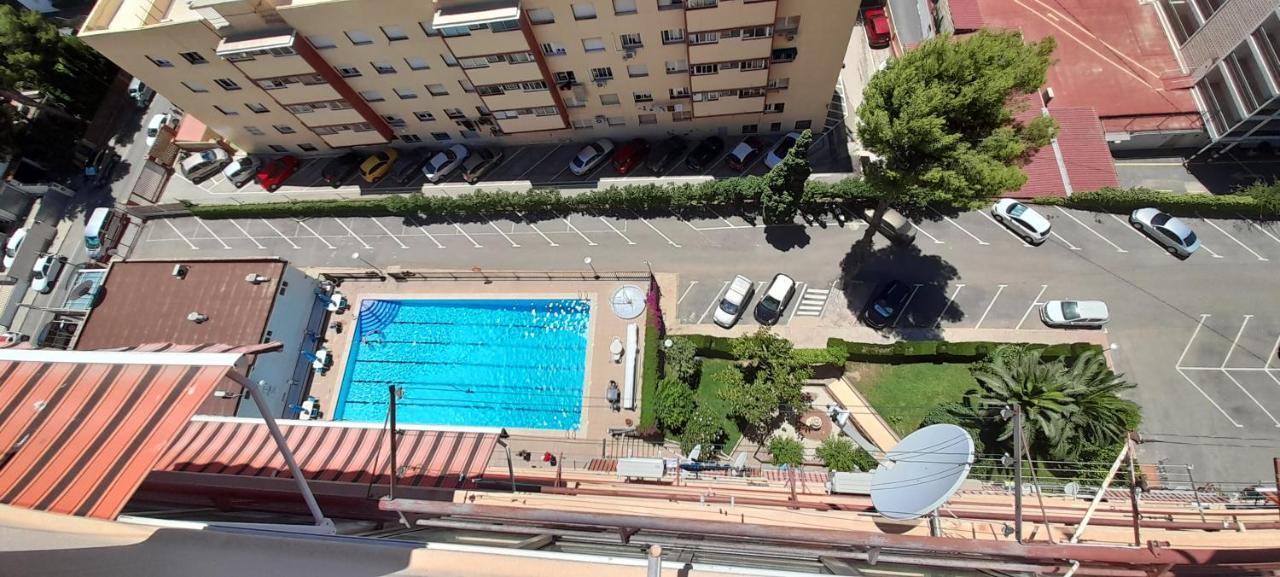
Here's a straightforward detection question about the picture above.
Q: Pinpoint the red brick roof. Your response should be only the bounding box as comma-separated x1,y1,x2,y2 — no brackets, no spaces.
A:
948,0,985,31
1010,94,1119,198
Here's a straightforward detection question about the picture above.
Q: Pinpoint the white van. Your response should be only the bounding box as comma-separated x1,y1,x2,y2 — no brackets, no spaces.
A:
85,207,126,260
180,149,231,183
127,78,154,108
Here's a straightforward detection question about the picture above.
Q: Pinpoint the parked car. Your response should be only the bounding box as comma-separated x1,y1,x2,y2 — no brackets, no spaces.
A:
462,148,505,184
393,148,433,185
179,149,231,184
1041,300,1110,328
423,144,469,183
685,136,725,171
647,136,687,174
85,147,120,187
764,132,801,169
222,154,260,188
861,280,913,329
714,275,755,329
322,153,362,187
725,137,765,171
30,254,67,294
3,228,27,270
255,155,301,192
1129,207,1200,258
612,139,651,175
359,148,399,184
127,78,154,108
992,198,1051,244
861,207,916,245
864,6,892,49
144,113,171,148
569,139,615,176
754,273,796,325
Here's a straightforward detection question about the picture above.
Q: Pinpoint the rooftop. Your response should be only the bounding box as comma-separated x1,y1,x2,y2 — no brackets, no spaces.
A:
1012,94,1120,198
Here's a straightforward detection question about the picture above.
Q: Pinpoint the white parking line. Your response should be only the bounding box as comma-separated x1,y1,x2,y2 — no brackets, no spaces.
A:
563,216,598,246
229,220,265,249
678,281,699,304
1177,314,1210,369
787,282,808,324
417,224,446,249
911,221,945,244
1016,284,1049,330
163,219,198,250
634,212,681,247
598,217,635,245
698,281,731,323
489,221,522,247
1221,370,1280,427
1221,315,1254,368
334,219,371,249
1199,242,1224,258
296,220,335,249
260,219,299,249
1239,215,1280,246
1050,232,1081,250
980,212,1030,247
1265,333,1280,389
709,208,748,229
520,146,561,179
892,284,922,328
928,207,988,245
1175,314,1243,428
974,284,1007,329
370,218,408,249
934,283,965,328
1201,218,1267,261
1055,207,1126,253
1110,214,1152,241
449,220,482,248
194,217,230,250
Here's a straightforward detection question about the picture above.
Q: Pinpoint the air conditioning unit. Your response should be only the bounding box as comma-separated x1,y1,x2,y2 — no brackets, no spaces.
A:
622,50,635,59
594,115,607,124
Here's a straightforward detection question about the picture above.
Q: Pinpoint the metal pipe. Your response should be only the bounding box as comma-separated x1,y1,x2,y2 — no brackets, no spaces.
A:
1185,464,1207,524
388,385,398,501
1125,437,1141,546
646,545,662,577
1013,405,1024,544
1069,440,1129,544
1274,458,1280,522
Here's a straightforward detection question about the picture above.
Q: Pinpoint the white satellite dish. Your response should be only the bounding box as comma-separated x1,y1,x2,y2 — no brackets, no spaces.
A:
870,424,974,520
610,285,646,319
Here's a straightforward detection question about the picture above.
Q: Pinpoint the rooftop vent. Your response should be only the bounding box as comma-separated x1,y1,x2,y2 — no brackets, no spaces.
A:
245,273,269,284
172,264,188,279
187,312,208,324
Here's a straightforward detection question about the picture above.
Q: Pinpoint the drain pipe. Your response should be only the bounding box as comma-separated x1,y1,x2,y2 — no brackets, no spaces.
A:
647,545,663,577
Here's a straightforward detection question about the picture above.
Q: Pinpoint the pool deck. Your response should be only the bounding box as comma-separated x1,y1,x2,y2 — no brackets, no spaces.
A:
307,271,649,441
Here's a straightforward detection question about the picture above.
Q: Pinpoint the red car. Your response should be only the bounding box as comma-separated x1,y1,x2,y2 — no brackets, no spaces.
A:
864,6,892,49
255,155,300,192
611,138,651,175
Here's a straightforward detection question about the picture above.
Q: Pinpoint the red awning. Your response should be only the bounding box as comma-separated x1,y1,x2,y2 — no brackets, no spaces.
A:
156,418,501,489
0,344,247,519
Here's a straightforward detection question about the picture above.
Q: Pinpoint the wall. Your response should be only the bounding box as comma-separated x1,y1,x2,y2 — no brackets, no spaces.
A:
242,266,320,418
1180,0,1278,77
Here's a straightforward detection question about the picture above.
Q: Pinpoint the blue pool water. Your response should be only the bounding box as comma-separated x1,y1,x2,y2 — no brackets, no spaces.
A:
335,298,591,430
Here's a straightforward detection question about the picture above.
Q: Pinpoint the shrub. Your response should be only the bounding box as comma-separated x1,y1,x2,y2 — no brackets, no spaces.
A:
793,346,847,367
638,316,663,428
851,447,880,472
816,436,859,472
1031,187,1278,219
679,403,726,456
654,377,696,433
663,337,701,384
767,435,806,467
828,338,1102,364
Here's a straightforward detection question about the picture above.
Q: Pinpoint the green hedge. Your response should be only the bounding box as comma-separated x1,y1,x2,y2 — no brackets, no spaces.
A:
679,334,737,359
827,338,1100,364
638,316,663,429
188,177,877,220
1031,187,1276,219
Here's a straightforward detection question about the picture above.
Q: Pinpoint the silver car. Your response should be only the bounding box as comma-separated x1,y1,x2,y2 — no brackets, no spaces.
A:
713,275,754,329
1129,207,1200,258
1041,300,1109,328
992,198,1051,244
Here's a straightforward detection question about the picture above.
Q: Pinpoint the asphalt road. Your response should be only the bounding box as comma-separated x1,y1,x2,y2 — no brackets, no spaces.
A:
132,204,1280,485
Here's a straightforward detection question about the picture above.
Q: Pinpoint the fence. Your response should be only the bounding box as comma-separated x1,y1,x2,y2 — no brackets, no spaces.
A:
382,269,652,283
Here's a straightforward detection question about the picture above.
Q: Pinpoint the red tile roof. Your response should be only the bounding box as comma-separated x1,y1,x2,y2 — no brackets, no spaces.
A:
948,0,985,31
1008,93,1119,198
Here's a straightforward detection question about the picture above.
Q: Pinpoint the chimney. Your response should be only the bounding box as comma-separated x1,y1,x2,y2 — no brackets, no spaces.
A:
187,312,208,324
172,264,188,279
1042,87,1055,106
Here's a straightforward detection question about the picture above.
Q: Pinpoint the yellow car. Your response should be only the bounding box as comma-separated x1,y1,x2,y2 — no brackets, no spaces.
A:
359,148,399,183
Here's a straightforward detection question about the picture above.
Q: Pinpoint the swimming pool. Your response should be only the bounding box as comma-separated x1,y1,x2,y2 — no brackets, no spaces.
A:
335,298,591,430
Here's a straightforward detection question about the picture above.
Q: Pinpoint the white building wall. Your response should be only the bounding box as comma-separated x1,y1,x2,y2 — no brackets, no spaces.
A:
241,266,320,418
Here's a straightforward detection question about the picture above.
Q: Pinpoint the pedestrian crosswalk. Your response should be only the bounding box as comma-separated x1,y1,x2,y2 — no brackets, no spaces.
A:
794,287,830,317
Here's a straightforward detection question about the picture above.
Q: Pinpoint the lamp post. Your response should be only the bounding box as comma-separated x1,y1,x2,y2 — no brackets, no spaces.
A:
642,260,653,275
351,251,385,277
583,256,599,279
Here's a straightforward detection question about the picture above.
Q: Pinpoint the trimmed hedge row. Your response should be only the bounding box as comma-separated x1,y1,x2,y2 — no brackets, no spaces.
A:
190,177,877,220
638,316,663,429
828,338,1102,364
1031,187,1276,219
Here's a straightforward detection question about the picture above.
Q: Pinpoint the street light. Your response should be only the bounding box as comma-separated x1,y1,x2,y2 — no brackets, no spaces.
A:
583,256,599,280
351,251,384,277
642,260,653,275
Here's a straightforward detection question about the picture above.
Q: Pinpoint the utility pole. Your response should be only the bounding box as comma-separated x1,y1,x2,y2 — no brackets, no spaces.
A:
1012,404,1024,544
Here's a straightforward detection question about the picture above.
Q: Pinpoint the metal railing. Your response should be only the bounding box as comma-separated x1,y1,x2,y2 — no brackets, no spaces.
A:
382,269,651,283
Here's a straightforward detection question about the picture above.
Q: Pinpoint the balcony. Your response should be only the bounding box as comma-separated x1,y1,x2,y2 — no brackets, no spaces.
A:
685,0,775,32
297,108,365,128
320,129,389,148
444,27,531,57
271,83,341,105
693,95,764,117
432,1,529,58
496,114,566,133
688,36,773,64
480,89,557,111
233,54,316,80
466,61,544,86
690,67,768,93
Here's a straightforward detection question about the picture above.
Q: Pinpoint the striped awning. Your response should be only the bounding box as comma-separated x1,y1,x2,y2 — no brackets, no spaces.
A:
156,417,502,489
0,344,246,519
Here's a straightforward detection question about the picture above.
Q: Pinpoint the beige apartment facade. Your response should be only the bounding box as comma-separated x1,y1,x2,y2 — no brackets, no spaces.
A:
79,0,857,156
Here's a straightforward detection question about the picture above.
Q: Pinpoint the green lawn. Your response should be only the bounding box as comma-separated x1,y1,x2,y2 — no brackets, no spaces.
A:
847,362,978,437
696,359,743,452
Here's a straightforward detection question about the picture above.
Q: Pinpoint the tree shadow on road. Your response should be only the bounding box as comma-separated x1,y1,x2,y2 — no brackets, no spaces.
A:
838,237,964,340
763,224,810,251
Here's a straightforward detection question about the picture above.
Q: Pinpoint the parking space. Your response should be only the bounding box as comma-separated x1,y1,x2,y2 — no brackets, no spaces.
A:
1174,314,1280,430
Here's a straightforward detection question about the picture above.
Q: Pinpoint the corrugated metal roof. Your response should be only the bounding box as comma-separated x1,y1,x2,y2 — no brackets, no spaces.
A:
948,0,985,30
155,417,501,489
0,344,241,519
1051,106,1121,194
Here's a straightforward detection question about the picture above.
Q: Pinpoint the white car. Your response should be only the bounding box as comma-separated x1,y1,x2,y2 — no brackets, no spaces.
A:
764,132,801,169
569,139,615,176
713,275,755,329
422,144,470,183
992,198,1051,244
3,228,28,270
753,273,797,325
1041,300,1109,328
222,154,259,188
144,112,170,148
1129,207,1200,258
30,254,67,294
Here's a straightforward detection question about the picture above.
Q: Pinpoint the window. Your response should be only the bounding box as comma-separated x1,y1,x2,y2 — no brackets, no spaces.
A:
459,56,489,69
269,144,288,153
692,63,716,76
541,42,567,56
299,143,318,152
768,77,789,90
245,126,264,136
527,7,555,23
337,65,361,77
764,102,784,113
572,118,594,129
614,0,637,14
214,78,241,91
258,78,290,90
633,90,653,103
670,86,690,98
345,30,373,45
439,25,471,37
214,105,238,116
508,52,535,64
572,3,597,20
381,25,408,41
246,102,269,113
661,29,684,44
400,134,423,143
444,107,465,119
794,120,811,130
742,124,758,134
591,66,614,81
607,116,626,126
741,58,766,71
432,132,452,141
600,93,621,105
582,37,606,52
689,31,718,45
491,19,520,32
359,90,385,102
274,124,296,134
742,25,772,39
182,81,208,93
395,87,418,100
666,59,688,73
554,71,578,84
687,0,717,7
372,61,396,74
405,57,430,70
719,61,739,71
739,87,765,98
459,79,475,93
426,83,448,96
658,0,683,9
383,114,406,127
769,122,782,132
639,113,657,124
627,63,648,77
772,47,797,63
775,15,800,34
519,80,548,91
414,111,436,122
619,33,642,48
308,35,336,49
441,53,459,67
147,55,173,67
673,110,692,122
179,51,207,64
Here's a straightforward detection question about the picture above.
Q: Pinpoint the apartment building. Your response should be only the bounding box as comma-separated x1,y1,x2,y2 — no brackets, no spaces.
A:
1158,0,1280,159
79,0,856,155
